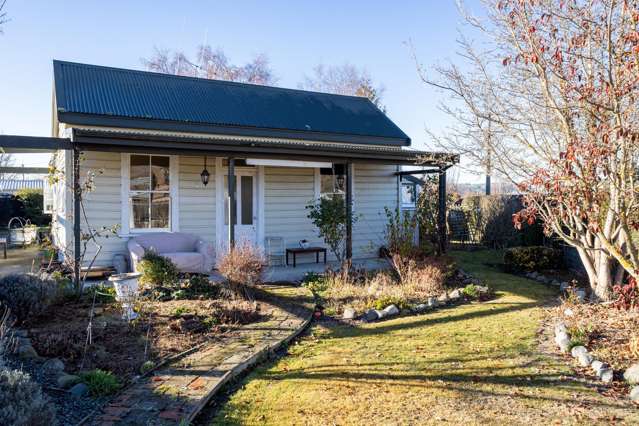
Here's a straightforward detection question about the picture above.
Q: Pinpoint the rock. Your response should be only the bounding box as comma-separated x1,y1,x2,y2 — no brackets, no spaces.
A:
555,333,571,353
437,293,449,304
43,357,65,372
560,282,570,292
623,363,639,385
575,289,587,303
551,280,560,286
630,386,639,402
577,352,594,367
57,374,80,389
427,297,438,308
374,309,386,319
476,285,489,294
591,360,610,378
448,289,462,301
529,272,538,279
69,382,89,398
363,309,379,322
15,344,39,360
93,307,104,316
554,322,567,336
570,346,588,358
415,303,429,313
382,305,400,317
342,308,356,320
600,368,614,383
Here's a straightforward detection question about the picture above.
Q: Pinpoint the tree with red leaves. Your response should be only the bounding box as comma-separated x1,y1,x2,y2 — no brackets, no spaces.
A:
420,0,639,300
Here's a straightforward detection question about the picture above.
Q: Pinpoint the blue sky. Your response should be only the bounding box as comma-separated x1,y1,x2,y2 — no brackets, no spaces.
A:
0,0,482,181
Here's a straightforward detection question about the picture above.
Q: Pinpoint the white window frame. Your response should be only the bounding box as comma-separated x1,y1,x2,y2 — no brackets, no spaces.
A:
120,153,179,236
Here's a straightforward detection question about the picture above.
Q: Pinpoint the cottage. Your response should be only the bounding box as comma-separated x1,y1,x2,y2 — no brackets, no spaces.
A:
0,61,457,285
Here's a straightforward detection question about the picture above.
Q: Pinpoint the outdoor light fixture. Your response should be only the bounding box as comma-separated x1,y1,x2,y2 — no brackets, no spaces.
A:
336,174,345,190
200,156,210,186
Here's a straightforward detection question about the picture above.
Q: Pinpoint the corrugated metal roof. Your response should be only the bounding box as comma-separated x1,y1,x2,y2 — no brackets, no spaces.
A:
54,61,411,146
0,179,44,194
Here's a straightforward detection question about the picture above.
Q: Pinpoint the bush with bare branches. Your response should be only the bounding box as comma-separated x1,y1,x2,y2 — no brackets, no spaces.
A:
216,244,265,301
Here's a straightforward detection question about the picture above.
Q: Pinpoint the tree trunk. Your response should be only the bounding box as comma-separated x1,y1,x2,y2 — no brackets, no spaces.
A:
576,246,614,301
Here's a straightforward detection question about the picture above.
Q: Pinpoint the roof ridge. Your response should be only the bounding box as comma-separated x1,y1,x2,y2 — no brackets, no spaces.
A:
52,59,378,103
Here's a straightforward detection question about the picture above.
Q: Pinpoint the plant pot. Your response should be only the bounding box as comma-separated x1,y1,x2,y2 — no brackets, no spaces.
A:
108,272,141,321
10,227,37,245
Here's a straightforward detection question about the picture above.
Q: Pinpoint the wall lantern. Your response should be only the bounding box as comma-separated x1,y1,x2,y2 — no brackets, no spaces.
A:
336,174,345,191
200,156,210,186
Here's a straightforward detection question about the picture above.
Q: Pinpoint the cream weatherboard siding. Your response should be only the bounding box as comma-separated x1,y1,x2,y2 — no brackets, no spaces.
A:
263,166,321,264
177,156,216,247
56,154,399,268
352,163,399,259
79,151,126,267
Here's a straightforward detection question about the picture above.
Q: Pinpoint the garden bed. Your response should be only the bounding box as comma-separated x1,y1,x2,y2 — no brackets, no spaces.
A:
23,288,263,381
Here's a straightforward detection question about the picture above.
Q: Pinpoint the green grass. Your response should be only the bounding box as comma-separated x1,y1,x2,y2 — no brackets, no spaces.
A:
205,251,638,425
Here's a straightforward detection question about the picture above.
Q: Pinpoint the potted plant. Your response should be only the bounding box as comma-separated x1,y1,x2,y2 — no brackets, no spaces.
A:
108,272,141,321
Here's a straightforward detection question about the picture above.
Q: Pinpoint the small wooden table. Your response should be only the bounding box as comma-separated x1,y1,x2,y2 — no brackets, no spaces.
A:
286,247,327,267
0,238,6,259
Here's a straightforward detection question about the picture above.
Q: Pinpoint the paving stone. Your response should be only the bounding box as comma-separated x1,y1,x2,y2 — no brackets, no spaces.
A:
86,284,313,425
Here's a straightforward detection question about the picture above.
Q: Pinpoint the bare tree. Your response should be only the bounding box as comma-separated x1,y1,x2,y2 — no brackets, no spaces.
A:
0,0,8,34
300,64,386,112
142,45,276,85
416,0,639,300
0,150,14,180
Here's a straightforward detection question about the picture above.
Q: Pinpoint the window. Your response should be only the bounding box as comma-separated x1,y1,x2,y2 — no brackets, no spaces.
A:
401,182,417,207
319,165,345,198
129,155,171,230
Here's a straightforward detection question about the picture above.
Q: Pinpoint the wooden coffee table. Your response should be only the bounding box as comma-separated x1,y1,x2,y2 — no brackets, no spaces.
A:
286,247,327,267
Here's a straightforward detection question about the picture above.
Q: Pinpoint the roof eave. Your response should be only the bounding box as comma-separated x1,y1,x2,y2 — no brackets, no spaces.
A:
57,112,411,147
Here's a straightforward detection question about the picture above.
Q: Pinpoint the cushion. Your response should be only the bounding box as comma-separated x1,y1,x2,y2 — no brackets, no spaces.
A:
163,252,204,273
134,232,198,254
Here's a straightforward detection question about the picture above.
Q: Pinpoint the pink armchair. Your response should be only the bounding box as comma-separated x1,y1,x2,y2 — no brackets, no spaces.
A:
127,232,215,274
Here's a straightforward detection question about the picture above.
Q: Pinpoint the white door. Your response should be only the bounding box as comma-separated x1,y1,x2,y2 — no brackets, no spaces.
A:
223,171,257,246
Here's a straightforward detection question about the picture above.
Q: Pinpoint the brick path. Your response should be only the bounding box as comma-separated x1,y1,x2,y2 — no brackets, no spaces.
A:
87,285,313,426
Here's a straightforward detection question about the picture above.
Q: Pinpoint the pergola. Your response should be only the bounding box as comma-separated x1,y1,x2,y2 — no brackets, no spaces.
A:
1,130,458,289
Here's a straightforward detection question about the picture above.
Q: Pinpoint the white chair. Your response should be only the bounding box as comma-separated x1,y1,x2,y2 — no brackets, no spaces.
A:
265,236,285,266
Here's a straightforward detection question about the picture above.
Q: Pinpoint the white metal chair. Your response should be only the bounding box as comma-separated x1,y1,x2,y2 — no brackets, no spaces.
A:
265,236,286,266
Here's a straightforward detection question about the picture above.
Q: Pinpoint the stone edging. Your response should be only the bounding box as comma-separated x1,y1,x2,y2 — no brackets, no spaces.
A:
343,270,492,322
553,320,639,402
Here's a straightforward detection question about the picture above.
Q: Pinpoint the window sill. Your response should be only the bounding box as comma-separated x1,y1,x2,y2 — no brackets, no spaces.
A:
118,229,172,238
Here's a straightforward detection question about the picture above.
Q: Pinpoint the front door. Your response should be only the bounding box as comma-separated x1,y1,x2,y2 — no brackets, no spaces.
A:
223,170,257,246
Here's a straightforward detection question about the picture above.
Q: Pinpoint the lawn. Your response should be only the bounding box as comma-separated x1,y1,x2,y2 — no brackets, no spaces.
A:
203,250,638,425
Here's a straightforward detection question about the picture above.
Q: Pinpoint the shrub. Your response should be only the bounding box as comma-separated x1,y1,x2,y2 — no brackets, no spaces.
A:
216,244,265,300
306,196,358,263
140,360,155,375
503,246,562,272
79,369,120,397
612,277,639,311
461,284,480,300
86,283,117,304
15,188,50,226
138,251,180,289
370,295,409,310
0,274,56,323
0,368,55,425
184,274,218,298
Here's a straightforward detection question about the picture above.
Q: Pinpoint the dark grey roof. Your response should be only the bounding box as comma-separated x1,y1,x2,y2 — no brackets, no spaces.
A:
53,60,411,146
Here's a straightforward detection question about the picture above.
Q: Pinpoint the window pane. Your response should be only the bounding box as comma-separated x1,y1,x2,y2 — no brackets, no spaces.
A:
241,176,253,225
320,174,333,195
151,156,170,191
150,192,170,228
130,155,150,191
130,193,150,229
402,184,415,205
